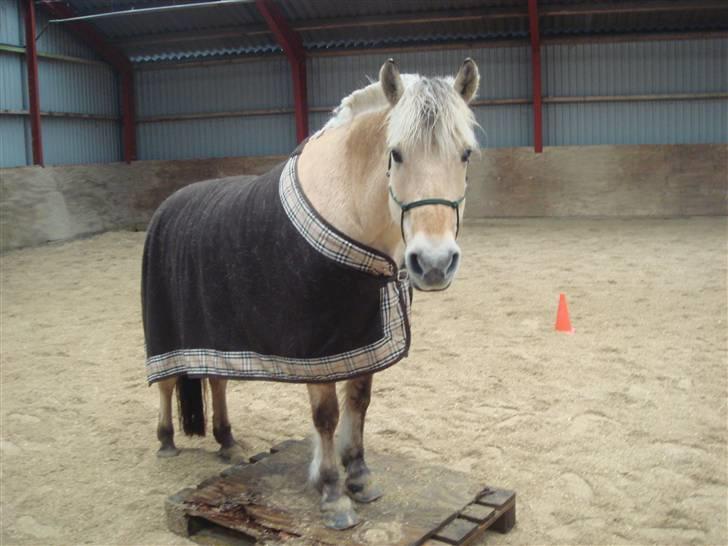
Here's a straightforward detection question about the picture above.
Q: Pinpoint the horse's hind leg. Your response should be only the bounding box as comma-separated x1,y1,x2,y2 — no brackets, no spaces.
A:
157,377,179,457
308,383,359,530
209,377,245,463
338,374,382,503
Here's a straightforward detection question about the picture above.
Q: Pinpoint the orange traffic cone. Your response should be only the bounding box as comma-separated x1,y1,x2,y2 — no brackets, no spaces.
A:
555,293,574,334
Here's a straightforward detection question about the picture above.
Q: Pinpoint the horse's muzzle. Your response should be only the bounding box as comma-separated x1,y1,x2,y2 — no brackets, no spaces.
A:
406,239,460,291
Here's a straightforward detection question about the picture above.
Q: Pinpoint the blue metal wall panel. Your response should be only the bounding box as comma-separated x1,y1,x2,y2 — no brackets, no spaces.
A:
42,118,120,165
2,1,100,59
308,46,530,107
475,104,533,148
34,11,102,60
137,115,296,160
308,111,331,135
543,38,728,145
545,100,728,146
0,0,21,46
0,52,24,110
0,0,26,166
38,59,118,115
308,46,531,148
135,58,294,157
135,58,292,117
36,57,121,163
3,24,728,166
544,39,728,96
0,117,27,167
0,1,120,165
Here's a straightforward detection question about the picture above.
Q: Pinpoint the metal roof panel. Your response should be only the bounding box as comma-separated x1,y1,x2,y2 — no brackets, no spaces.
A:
51,1,728,64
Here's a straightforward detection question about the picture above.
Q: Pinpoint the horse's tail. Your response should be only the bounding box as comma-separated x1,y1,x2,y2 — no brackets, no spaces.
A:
176,376,206,436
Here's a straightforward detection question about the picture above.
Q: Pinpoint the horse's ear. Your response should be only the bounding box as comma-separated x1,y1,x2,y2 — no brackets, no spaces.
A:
454,58,479,103
380,59,404,106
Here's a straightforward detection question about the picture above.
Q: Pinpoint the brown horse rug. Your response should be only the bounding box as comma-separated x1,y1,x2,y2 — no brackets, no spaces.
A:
142,152,412,384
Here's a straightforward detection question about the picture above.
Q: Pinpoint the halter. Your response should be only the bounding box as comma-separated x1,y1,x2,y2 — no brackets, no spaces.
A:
386,151,467,243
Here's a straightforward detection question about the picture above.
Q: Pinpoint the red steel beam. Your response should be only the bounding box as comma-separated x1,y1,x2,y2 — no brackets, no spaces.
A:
528,0,543,153
255,0,308,142
121,71,136,162
289,56,308,143
24,0,43,166
38,1,136,162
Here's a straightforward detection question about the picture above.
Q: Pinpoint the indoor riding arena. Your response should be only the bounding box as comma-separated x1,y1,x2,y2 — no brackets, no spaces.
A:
1,1,726,545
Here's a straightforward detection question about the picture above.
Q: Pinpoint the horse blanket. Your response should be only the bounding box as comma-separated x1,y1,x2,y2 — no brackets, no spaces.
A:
142,150,412,384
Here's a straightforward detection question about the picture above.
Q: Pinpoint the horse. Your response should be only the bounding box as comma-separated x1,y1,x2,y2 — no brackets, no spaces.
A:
142,58,480,530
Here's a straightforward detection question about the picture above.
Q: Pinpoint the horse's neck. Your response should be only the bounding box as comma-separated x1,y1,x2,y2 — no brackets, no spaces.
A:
297,111,403,264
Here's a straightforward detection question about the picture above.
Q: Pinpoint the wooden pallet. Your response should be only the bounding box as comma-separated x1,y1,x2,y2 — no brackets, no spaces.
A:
166,439,515,545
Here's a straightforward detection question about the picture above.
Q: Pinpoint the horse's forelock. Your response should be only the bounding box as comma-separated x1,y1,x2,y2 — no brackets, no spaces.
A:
386,76,478,157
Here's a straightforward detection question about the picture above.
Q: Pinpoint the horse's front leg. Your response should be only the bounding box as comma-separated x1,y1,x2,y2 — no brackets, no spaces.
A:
338,374,382,503
209,377,246,463
307,383,359,529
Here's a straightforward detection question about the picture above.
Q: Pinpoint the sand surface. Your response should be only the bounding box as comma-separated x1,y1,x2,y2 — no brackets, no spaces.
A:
1,218,726,545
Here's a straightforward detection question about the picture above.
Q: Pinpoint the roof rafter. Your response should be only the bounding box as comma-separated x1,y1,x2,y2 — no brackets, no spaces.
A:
39,0,132,72
108,0,727,52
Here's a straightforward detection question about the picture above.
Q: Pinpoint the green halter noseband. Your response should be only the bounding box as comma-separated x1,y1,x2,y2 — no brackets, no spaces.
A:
386,151,467,243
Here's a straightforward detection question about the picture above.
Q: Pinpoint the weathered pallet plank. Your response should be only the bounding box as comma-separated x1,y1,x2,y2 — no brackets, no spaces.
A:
476,488,515,509
421,487,516,546
248,451,271,464
475,488,516,535
166,439,516,545
432,517,480,544
459,504,495,524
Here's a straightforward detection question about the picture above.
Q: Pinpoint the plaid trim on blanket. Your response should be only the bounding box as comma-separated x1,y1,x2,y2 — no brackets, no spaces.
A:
279,156,395,278
145,279,411,383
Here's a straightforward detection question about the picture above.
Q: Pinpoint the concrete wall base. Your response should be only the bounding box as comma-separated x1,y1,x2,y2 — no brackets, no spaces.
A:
1,156,281,251
1,145,725,252
466,144,727,218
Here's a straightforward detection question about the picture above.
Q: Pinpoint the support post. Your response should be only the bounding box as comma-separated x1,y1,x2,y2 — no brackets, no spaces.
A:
255,0,308,142
23,0,43,166
528,0,543,153
121,70,136,162
39,1,136,162
290,56,308,143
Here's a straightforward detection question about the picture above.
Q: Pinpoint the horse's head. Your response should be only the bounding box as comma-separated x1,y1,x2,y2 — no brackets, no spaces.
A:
381,59,479,291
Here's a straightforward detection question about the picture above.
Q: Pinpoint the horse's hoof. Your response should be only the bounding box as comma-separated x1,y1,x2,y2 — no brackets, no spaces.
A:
321,497,361,530
218,444,247,464
346,481,383,504
157,446,180,458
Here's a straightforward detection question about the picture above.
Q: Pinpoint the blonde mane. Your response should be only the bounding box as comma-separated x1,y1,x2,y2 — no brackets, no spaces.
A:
318,73,478,157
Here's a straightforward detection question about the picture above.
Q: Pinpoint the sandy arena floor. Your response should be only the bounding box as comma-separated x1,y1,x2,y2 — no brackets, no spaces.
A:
1,218,726,545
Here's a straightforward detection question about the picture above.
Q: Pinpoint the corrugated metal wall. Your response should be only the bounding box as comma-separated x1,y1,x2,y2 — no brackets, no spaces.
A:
0,0,121,167
1,0,726,167
136,37,724,160
307,47,533,148
135,58,296,159
0,0,21,45
543,39,728,145
0,0,27,167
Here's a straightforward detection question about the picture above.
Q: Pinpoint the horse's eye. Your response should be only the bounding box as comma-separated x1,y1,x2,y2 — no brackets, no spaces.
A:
391,149,403,163
461,149,472,163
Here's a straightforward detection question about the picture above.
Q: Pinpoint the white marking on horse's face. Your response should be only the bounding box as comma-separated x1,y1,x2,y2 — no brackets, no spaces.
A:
388,150,468,291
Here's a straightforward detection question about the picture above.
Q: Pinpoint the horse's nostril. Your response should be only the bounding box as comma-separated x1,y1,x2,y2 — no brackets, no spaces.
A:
407,252,424,276
446,251,460,275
